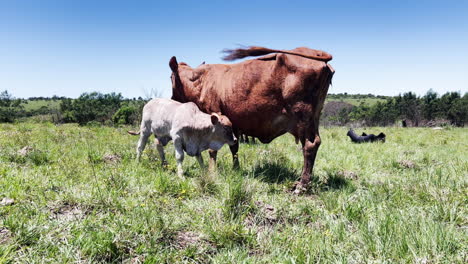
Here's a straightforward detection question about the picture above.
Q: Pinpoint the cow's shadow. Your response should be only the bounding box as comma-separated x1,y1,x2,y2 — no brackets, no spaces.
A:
252,162,350,191
252,162,298,183
311,172,350,191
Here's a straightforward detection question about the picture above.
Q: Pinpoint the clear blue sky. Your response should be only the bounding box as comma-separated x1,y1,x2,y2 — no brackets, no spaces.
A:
1,0,467,98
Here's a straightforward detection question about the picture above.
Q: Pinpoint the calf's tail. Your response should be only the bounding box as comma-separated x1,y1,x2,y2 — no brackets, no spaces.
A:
127,130,141,136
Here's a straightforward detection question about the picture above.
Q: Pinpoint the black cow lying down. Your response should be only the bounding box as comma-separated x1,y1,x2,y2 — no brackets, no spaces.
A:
347,129,386,143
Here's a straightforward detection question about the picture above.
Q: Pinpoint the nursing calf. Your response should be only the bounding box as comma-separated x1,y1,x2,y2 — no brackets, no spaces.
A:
128,98,237,176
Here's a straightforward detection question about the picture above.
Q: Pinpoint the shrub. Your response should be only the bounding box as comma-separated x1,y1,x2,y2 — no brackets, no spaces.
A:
0,90,23,122
112,106,137,125
60,92,123,125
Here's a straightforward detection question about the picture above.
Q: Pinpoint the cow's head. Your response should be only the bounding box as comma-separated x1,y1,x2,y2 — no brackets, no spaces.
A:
169,56,206,103
169,56,187,102
375,132,386,142
210,113,237,146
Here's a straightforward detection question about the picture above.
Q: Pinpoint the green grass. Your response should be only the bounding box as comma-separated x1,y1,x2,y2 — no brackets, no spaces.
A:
325,97,386,106
0,123,467,263
20,100,61,111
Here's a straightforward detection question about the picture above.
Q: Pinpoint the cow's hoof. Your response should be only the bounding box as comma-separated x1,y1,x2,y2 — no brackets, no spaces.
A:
292,182,307,195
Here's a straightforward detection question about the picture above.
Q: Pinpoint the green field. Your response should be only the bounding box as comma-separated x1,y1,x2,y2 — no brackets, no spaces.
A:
20,97,384,111
0,123,467,263
325,97,386,106
20,100,61,111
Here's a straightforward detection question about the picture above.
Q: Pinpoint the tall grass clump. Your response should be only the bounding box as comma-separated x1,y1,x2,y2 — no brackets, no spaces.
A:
222,174,254,220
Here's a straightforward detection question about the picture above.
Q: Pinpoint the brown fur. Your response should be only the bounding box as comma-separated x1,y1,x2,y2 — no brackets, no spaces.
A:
169,46,334,187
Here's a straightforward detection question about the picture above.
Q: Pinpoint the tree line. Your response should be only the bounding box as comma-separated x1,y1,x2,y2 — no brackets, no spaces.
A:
322,90,467,127
0,91,147,125
1,90,466,127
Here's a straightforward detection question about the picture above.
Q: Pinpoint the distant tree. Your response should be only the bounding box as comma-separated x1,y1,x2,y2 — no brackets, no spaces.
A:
398,92,421,126
447,93,467,126
0,90,23,122
438,92,460,117
422,89,439,120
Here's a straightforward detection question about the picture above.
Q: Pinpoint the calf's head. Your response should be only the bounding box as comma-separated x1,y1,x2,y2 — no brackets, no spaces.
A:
210,113,237,146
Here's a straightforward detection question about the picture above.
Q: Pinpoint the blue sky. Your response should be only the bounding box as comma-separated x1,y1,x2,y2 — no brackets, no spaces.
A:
1,0,467,98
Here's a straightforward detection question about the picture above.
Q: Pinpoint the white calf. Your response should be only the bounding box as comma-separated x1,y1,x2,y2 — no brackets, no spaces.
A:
128,98,237,176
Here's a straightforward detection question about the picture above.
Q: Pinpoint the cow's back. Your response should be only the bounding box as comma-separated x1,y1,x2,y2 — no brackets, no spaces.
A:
194,56,332,142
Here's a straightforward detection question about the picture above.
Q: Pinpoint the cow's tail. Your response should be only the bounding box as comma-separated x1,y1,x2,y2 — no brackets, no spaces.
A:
222,46,332,62
127,130,141,136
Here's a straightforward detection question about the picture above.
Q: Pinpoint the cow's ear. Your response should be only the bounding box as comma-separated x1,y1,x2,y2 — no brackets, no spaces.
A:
211,113,219,125
169,56,178,72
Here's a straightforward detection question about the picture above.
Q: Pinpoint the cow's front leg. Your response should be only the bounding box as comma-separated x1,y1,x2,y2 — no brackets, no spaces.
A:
173,138,185,177
300,134,321,185
295,122,321,194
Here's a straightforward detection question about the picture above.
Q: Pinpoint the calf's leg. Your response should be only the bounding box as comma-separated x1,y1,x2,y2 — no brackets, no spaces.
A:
173,138,184,177
196,154,205,169
154,138,167,166
136,132,150,161
208,149,217,171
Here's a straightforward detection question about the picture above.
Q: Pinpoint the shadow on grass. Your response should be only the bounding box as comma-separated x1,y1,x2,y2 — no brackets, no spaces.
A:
253,162,351,193
311,173,350,192
252,162,299,183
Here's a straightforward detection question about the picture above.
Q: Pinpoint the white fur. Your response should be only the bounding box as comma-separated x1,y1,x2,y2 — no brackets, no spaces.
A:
135,98,236,177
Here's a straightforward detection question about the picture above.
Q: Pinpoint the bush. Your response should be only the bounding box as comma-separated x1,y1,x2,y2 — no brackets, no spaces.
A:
112,106,137,125
0,91,23,122
60,92,123,125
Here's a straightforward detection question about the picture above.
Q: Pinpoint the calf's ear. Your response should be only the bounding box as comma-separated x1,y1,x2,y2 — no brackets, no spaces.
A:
211,113,220,125
169,56,178,72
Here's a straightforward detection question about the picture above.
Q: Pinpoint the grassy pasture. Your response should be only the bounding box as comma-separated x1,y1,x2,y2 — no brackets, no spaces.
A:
0,123,466,263
325,97,386,106
20,100,61,112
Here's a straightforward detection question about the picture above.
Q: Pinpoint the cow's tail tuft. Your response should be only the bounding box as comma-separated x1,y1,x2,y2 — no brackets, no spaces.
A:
127,130,141,136
222,46,332,62
222,46,279,61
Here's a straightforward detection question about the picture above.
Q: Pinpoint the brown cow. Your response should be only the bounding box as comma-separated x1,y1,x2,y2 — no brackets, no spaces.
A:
169,46,334,191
